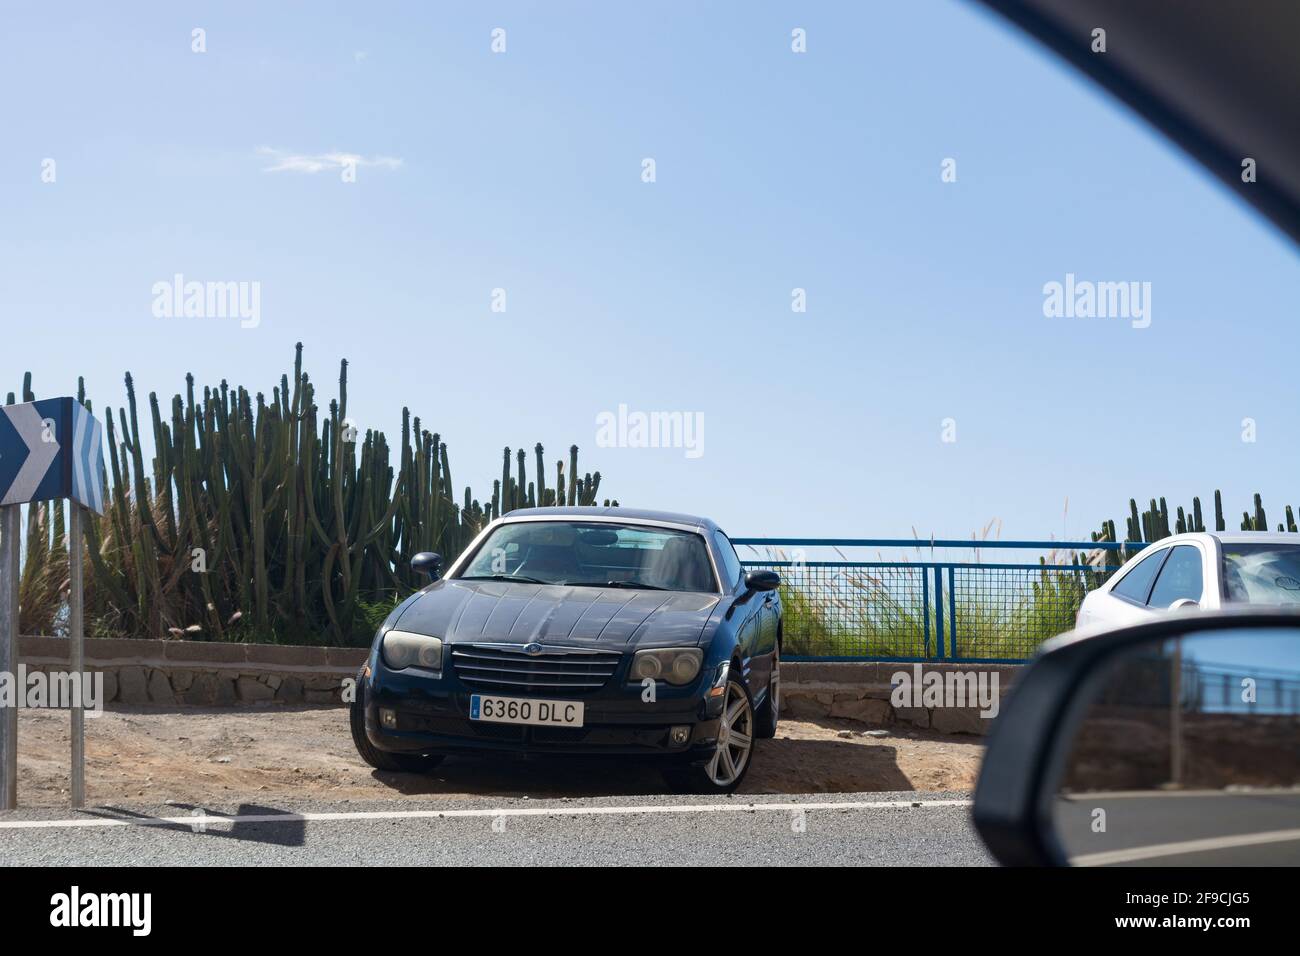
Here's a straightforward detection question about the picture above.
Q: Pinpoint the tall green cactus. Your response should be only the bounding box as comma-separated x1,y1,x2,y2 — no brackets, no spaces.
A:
1099,489,1296,548
9,346,616,645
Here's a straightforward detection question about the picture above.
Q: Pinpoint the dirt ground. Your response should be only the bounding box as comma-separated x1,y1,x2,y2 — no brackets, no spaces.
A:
13,706,983,807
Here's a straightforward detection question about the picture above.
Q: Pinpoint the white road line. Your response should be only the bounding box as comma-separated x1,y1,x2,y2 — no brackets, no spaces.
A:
1072,827,1300,866
1060,788,1300,800
0,798,971,831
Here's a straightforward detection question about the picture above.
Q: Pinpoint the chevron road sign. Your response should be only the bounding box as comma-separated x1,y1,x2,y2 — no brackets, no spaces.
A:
0,397,104,513
0,397,104,811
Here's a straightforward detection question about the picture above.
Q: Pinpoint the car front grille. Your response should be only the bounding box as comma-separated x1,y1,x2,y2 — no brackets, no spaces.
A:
394,713,674,749
450,644,622,694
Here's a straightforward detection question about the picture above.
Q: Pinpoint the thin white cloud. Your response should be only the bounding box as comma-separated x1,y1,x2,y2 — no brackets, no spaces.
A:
353,50,369,64
257,147,402,175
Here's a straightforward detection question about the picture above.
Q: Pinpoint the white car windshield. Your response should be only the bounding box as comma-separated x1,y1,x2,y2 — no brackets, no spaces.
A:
1222,545,1300,604
457,521,716,593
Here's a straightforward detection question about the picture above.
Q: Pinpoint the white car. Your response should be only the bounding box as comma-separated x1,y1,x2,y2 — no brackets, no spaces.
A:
1076,531,1300,630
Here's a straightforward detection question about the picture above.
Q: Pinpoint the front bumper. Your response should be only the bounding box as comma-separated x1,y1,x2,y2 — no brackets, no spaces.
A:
364,654,724,763
366,650,728,764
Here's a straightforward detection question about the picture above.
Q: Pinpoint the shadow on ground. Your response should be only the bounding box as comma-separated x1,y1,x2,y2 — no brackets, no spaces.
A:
365,719,973,797
17,707,980,806
83,803,308,847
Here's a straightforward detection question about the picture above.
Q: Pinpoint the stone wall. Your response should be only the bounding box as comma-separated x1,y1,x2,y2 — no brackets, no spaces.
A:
18,636,366,707
779,661,1022,736
17,638,1022,734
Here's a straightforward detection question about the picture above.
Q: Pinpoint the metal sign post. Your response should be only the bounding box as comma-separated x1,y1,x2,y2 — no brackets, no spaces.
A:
69,504,85,807
1170,639,1184,786
0,397,104,810
0,506,18,811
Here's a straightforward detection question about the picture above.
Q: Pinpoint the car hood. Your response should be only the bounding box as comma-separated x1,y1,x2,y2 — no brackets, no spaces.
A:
392,579,721,649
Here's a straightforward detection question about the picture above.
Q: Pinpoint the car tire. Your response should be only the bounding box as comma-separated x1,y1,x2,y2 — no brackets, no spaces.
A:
661,674,756,795
755,644,780,739
349,666,445,774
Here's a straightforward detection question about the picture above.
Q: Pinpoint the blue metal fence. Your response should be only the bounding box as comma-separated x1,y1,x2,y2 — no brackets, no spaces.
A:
734,537,1146,663
1183,661,1300,716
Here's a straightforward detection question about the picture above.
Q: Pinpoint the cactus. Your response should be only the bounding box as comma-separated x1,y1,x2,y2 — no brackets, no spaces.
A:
568,446,579,506
500,448,511,515
534,444,547,507
8,347,615,645
1127,499,1142,543
516,448,526,511
1098,490,1294,549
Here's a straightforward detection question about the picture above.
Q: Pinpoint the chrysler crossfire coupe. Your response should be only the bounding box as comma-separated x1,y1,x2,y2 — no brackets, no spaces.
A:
350,508,783,793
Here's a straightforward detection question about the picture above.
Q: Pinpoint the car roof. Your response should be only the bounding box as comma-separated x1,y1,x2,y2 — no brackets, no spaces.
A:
1209,531,1300,546
1145,531,1300,548
498,506,721,533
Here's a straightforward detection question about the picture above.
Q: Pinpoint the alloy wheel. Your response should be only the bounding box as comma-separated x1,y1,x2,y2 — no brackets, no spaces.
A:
707,679,753,786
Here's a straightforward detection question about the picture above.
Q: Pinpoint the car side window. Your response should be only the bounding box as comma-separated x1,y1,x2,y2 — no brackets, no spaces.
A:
713,531,744,591
1110,549,1169,604
1146,545,1204,607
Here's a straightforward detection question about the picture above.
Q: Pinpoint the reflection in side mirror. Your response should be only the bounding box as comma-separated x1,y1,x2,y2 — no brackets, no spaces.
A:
1051,627,1300,865
411,551,442,580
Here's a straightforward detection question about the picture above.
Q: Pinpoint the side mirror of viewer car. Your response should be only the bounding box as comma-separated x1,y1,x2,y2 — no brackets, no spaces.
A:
411,552,442,580
972,608,1300,866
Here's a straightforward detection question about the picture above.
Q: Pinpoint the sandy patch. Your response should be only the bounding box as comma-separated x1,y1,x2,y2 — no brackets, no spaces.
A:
11,706,982,807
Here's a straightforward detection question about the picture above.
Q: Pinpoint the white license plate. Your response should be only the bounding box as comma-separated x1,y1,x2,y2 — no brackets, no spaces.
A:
470,694,585,728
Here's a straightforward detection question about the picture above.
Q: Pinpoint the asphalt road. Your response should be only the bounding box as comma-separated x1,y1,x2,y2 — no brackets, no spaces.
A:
1055,791,1300,866
0,791,988,866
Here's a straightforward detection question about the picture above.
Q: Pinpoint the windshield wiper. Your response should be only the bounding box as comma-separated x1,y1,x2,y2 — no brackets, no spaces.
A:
459,574,549,585
567,580,669,591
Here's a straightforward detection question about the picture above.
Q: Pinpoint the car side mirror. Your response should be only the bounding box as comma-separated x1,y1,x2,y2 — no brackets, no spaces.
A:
1168,598,1198,610
725,570,781,619
411,552,442,580
973,610,1300,866
745,570,781,592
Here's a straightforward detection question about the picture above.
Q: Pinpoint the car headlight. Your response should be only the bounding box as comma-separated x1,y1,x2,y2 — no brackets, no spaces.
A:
381,630,443,672
628,648,703,686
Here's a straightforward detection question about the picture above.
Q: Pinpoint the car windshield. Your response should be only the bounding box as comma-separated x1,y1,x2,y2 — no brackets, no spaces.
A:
1222,545,1300,605
457,521,716,593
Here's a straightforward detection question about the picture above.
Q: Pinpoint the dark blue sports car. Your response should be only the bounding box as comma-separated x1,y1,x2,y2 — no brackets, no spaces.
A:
351,507,782,793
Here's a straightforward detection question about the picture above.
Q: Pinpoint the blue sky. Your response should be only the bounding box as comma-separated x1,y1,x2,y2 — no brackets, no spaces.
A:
2,1,1297,545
